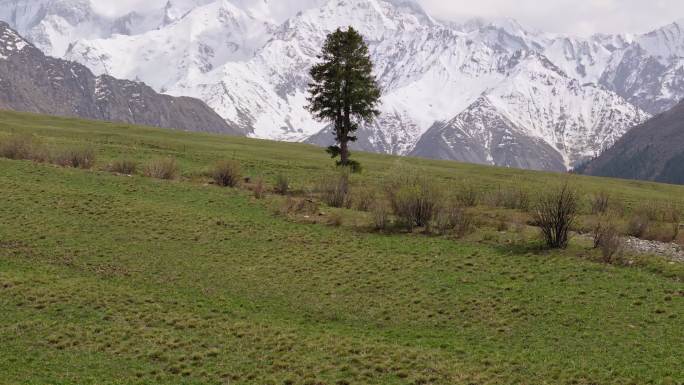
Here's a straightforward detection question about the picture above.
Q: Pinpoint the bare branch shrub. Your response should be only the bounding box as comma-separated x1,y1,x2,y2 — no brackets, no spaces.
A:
274,173,290,195
385,167,441,231
433,204,474,237
212,160,241,187
455,182,479,207
0,134,47,161
143,158,179,180
352,186,376,212
593,216,623,264
370,201,390,231
627,214,650,238
108,159,138,175
279,197,318,217
487,186,530,210
590,191,610,215
319,171,351,208
533,182,578,249
52,147,96,169
252,177,266,199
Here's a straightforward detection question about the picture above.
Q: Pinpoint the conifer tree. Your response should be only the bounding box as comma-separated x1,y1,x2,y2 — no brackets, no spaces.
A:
307,27,381,170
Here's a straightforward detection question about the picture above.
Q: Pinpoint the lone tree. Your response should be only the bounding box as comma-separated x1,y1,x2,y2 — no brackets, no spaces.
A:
307,27,381,170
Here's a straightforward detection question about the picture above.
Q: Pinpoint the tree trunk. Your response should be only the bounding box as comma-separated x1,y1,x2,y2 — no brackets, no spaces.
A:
340,138,349,166
340,107,351,166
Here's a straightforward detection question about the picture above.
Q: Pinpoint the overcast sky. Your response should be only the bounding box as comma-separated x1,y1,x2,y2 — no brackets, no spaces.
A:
93,0,684,36
418,0,684,35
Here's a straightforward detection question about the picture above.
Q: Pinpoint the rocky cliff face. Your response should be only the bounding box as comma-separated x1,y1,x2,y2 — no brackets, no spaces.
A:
0,22,240,134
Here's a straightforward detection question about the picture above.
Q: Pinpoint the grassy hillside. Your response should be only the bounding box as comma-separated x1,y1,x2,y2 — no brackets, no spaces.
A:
1,110,683,385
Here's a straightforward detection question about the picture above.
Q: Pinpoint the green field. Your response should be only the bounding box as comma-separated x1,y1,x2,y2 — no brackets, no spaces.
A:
1,110,683,385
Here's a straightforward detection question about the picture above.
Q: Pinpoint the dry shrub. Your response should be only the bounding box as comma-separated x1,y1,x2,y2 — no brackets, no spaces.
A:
533,182,578,249
628,203,681,241
386,170,441,231
627,214,650,238
328,212,343,227
319,171,351,208
143,158,179,180
108,159,137,174
274,173,290,195
52,147,96,169
590,191,610,215
487,186,530,211
371,201,390,231
0,134,47,161
433,204,474,237
455,183,480,207
636,201,666,221
644,222,679,243
252,178,266,199
593,216,623,264
212,160,241,187
279,197,318,217
352,186,377,212
664,204,681,241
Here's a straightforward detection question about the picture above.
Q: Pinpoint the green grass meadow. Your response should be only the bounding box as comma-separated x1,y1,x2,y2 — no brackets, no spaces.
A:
0,110,683,384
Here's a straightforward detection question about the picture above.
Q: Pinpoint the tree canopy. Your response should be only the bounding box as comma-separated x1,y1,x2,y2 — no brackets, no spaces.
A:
306,27,381,170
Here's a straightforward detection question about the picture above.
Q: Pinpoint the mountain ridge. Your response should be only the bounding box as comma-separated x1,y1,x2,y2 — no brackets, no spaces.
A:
0,21,240,134
2,0,682,171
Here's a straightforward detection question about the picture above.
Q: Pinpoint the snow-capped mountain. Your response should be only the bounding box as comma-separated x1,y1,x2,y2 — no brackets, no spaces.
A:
65,0,278,94
600,20,684,115
0,21,237,133
1,0,682,171
410,51,649,170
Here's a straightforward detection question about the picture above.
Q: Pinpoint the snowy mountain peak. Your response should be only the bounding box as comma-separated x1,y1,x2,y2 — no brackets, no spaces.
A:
637,20,684,63
0,21,31,59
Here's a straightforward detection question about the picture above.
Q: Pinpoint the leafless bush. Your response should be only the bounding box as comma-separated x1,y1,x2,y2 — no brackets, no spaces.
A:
143,158,179,180
352,186,376,212
386,171,441,231
455,183,480,207
487,186,530,210
533,182,578,249
370,201,390,231
590,192,610,215
319,171,351,208
593,216,623,264
274,173,290,195
279,197,318,217
52,147,96,169
0,134,47,161
627,214,650,238
212,160,241,187
664,204,681,241
252,178,266,199
107,159,137,174
433,204,474,237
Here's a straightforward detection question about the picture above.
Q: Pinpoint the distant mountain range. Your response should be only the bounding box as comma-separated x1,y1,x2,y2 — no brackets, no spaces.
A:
1,0,683,172
0,21,238,134
583,100,684,184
